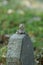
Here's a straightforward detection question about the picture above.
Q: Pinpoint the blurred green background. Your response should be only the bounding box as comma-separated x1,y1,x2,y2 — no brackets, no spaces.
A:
0,0,43,65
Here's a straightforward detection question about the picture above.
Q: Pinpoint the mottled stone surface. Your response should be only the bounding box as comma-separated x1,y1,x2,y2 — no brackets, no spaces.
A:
6,34,25,65
6,33,34,65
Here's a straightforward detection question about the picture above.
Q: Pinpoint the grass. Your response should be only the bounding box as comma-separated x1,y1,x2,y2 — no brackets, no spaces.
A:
0,1,43,64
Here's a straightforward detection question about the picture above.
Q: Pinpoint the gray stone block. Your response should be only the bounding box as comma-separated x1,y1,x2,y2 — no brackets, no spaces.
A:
6,33,34,65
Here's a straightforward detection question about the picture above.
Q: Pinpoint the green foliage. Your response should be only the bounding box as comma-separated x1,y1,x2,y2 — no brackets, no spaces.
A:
0,7,43,47
0,46,7,62
0,1,43,65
